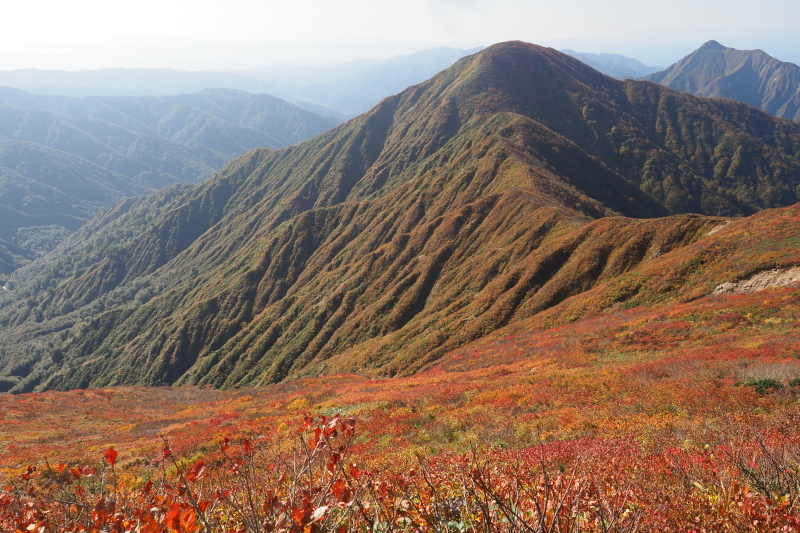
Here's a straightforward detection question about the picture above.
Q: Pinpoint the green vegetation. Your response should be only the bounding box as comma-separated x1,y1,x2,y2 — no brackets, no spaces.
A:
2,42,800,392
740,378,785,395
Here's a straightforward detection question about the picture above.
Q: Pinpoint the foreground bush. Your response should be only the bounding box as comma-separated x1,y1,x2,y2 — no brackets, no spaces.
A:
2,416,800,532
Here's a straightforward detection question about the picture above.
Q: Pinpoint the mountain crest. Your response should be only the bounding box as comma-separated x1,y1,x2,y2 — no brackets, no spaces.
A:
2,41,800,393
645,41,800,121
699,40,727,51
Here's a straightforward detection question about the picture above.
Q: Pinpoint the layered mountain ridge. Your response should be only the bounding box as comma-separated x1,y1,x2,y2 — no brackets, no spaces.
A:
645,40,800,121
0,89,339,274
0,47,483,119
1,41,800,393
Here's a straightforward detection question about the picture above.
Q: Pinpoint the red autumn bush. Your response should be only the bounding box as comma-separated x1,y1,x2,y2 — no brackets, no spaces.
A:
3,414,800,532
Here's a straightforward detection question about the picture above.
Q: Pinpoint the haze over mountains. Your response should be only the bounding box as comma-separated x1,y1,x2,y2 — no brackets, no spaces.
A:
0,47,482,276
1,41,800,394
561,49,662,78
0,89,339,274
645,40,800,122
0,47,483,119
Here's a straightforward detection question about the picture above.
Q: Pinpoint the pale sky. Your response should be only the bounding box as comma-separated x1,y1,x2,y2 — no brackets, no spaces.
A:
1,0,798,71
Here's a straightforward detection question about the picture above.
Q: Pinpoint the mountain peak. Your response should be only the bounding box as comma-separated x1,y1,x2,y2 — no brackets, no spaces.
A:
449,41,614,102
645,40,800,121
475,40,581,67
699,40,727,51
4,40,800,392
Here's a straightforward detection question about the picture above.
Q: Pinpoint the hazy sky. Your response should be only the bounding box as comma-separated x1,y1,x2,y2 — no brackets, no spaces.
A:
1,0,799,71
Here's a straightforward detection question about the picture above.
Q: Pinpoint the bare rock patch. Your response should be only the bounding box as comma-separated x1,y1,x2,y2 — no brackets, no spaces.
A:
713,267,800,295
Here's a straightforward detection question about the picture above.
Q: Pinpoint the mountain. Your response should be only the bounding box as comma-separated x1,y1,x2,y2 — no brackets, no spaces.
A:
0,47,482,119
0,87,340,155
561,49,662,78
240,47,485,117
644,40,800,121
0,89,339,274
0,69,277,98
1,41,800,393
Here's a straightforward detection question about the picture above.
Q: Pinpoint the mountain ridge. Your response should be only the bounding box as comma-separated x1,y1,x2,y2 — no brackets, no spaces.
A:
1,41,800,393
0,47,483,118
645,41,800,121
561,49,662,78
0,89,339,274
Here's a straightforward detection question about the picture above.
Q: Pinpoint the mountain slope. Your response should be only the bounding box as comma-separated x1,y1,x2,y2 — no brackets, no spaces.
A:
0,88,340,153
1,41,800,393
0,90,339,274
645,40,800,121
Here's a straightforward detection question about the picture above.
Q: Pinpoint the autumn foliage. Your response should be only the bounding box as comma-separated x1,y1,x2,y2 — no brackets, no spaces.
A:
3,410,800,532
3,281,800,530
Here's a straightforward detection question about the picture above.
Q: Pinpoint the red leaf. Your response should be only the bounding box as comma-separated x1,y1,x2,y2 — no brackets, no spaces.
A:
163,446,172,459
243,438,252,455
186,461,206,483
165,502,182,532
104,448,118,467
20,470,40,481
221,436,231,452
57,463,67,474
291,505,311,525
70,467,82,479
332,479,351,503
325,415,339,438
344,417,356,436
310,427,322,450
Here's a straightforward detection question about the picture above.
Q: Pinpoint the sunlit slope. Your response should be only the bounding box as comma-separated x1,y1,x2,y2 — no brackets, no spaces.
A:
2,42,800,392
460,201,800,347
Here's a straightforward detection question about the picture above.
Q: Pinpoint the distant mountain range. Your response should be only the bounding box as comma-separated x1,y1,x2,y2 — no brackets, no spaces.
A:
0,47,483,119
2,41,800,393
239,47,485,117
0,48,484,275
645,40,800,121
0,88,339,274
561,49,662,78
